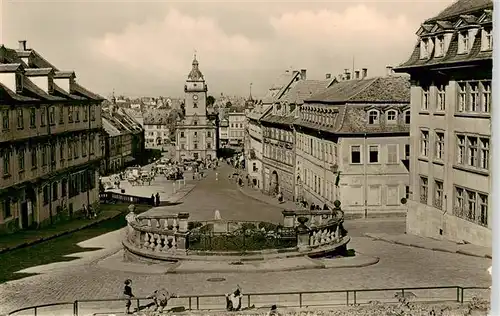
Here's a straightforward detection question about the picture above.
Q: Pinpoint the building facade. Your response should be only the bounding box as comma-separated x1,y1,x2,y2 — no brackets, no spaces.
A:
219,117,229,146
0,41,103,233
394,0,492,247
295,74,410,215
228,110,246,146
176,56,217,161
143,109,171,150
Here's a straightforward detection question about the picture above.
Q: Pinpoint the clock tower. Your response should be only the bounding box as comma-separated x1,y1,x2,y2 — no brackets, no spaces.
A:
176,55,217,162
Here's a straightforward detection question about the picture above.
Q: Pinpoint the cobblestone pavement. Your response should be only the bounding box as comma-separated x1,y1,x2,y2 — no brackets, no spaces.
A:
0,166,491,314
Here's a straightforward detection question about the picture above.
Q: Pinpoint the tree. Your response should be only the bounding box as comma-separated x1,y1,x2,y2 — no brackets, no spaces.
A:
225,101,232,108
207,95,215,107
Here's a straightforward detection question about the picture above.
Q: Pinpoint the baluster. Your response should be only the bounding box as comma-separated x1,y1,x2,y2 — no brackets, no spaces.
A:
143,233,150,248
147,219,152,227
162,235,170,251
154,234,162,251
171,236,177,249
172,218,178,231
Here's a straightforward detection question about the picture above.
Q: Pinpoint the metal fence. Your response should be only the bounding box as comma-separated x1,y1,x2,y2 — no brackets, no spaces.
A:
7,285,490,316
99,192,152,205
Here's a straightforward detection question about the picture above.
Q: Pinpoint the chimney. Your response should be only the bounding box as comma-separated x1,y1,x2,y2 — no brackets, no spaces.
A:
386,66,394,76
346,71,351,80
355,70,360,79
325,73,331,79
18,40,27,51
300,69,307,80
362,68,368,79
344,68,349,74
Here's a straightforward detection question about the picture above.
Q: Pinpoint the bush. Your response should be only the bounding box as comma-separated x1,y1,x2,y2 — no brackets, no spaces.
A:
188,221,203,230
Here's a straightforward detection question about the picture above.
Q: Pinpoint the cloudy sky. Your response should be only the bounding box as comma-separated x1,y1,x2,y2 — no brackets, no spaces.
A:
2,0,454,99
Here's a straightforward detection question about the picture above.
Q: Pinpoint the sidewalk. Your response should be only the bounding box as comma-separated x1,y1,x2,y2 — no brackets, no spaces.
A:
364,232,492,259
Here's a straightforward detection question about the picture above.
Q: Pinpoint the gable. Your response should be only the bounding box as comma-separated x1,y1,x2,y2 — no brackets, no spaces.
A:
416,24,433,36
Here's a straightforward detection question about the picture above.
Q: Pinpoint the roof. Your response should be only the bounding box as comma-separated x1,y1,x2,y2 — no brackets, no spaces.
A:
143,109,171,125
425,0,492,23
262,70,300,104
25,68,53,76
307,76,410,104
279,79,331,104
102,117,122,137
0,63,22,72
187,56,204,81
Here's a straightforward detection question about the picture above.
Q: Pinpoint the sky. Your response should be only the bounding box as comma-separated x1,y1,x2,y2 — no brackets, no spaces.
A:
2,0,455,99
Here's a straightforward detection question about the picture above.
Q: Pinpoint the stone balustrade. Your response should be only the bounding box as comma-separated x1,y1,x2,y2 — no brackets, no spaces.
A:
125,209,190,256
282,209,344,229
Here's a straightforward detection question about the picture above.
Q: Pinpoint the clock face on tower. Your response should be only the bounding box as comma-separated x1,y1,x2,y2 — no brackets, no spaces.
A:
193,94,198,100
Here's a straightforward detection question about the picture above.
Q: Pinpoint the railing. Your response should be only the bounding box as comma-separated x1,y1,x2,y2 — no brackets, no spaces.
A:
7,286,490,316
99,192,152,205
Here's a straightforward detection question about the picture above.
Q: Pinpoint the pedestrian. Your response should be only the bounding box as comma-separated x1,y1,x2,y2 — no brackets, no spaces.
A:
267,304,280,316
155,192,160,206
215,172,218,181
150,194,155,206
82,204,89,219
123,279,135,314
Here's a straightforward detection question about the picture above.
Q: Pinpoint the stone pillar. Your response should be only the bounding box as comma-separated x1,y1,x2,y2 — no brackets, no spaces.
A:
175,232,188,250
177,212,190,233
282,210,296,228
296,216,311,252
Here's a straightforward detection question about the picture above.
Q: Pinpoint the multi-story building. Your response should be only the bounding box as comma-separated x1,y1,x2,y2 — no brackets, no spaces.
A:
143,109,171,150
394,0,492,247
0,41,103,233
295,72,410,215
245,70,303,190
261,76,333,201
176,56,217,161
228,109,246,146
219,117,229,146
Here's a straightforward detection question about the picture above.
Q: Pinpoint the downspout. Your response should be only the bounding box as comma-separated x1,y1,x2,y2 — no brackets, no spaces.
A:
47,105,53,225
364,133,368,218
86,102,92,212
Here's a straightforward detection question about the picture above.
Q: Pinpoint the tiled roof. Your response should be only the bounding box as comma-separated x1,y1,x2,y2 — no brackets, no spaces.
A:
25,68,53,76
279,79,331,104
0,63,22,72
396,22,492,70
0,83,38,102
143,109,171,125
102,117,121,137
262,71,299,104
307,76,410,104
425,0,492,23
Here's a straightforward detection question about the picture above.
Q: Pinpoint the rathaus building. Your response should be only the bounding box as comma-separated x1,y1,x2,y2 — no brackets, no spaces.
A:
176,56,217,162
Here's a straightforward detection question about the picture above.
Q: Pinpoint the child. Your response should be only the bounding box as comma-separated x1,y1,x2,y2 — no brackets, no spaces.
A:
123,279,135,314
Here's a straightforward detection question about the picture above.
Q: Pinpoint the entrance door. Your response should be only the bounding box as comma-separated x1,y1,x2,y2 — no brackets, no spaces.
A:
193,153,199,160
20,201,29,229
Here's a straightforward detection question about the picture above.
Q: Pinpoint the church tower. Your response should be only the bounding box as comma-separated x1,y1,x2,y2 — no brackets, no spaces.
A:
176,54,217,162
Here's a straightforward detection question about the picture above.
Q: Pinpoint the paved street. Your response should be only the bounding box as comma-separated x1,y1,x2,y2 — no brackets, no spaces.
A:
0,165,491,314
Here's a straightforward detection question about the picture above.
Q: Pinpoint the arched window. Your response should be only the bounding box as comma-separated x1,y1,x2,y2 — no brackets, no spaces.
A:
386,110,398,123
404,110,411,124
368,110,379,124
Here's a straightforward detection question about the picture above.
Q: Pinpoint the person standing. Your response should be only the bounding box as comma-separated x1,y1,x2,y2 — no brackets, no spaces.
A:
150,194,155,206
155,192,160,206
215,172,218,181
123,279,135,314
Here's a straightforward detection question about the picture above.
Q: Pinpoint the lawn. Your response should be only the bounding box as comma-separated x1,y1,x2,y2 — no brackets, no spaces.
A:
0,203,151,283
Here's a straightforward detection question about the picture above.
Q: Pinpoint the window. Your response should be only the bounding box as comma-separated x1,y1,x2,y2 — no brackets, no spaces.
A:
90,105,95,121
468,83,479,112
368,110,379,124
405,186,410,199
75,106,80,121
435,132,444,160
404,111,410,124
60,142,65,160
30,108,36,128
368,145,379,163
50,144,56,165
350,145,361,164
194,143,198,149
3,198,11,218
83,106,88,122
252,162,257,172
479,138,489,169
52,182,58,201
81,137,87,157
193,102,198,108
482,28,493,51
17,108,24,129
67,141,73,160
386,110,397,123
68,107,73,122
437,85,446,111
180,132,185,138
479,194,488,226
194,132,198,137
43,185,49,205
73,139,79,158
434,180,444,209
31,148,37,168
421,87,429,110
207,131,211,138
404,144,410,159
458,83,466,112
459,32,470,54
454,187,464,217
457,135,465,164
207,142,211,149
420,130,429,156
61,178,67,197
18,149,25,171
420,176,428,204
193,121,198,126
40,106,46,126
466,190,476,221
467,136,478,167
2,151,9,175
2,110,9,130
181,144,185,150
49,106,55,125
59,106,64,124
41,146,47,166
436,36,445,57
89,135,95,154
481,82,491,113
387,144,398,164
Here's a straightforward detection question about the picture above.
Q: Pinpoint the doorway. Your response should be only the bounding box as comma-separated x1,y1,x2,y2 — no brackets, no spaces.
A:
20,201,29,229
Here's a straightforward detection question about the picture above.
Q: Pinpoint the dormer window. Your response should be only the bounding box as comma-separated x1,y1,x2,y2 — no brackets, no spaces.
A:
420,39,430,59
458,32,470,54
481,28,493,51
404,110,411,124
386,110,397,124
368,110,379,124
435,36,445,57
